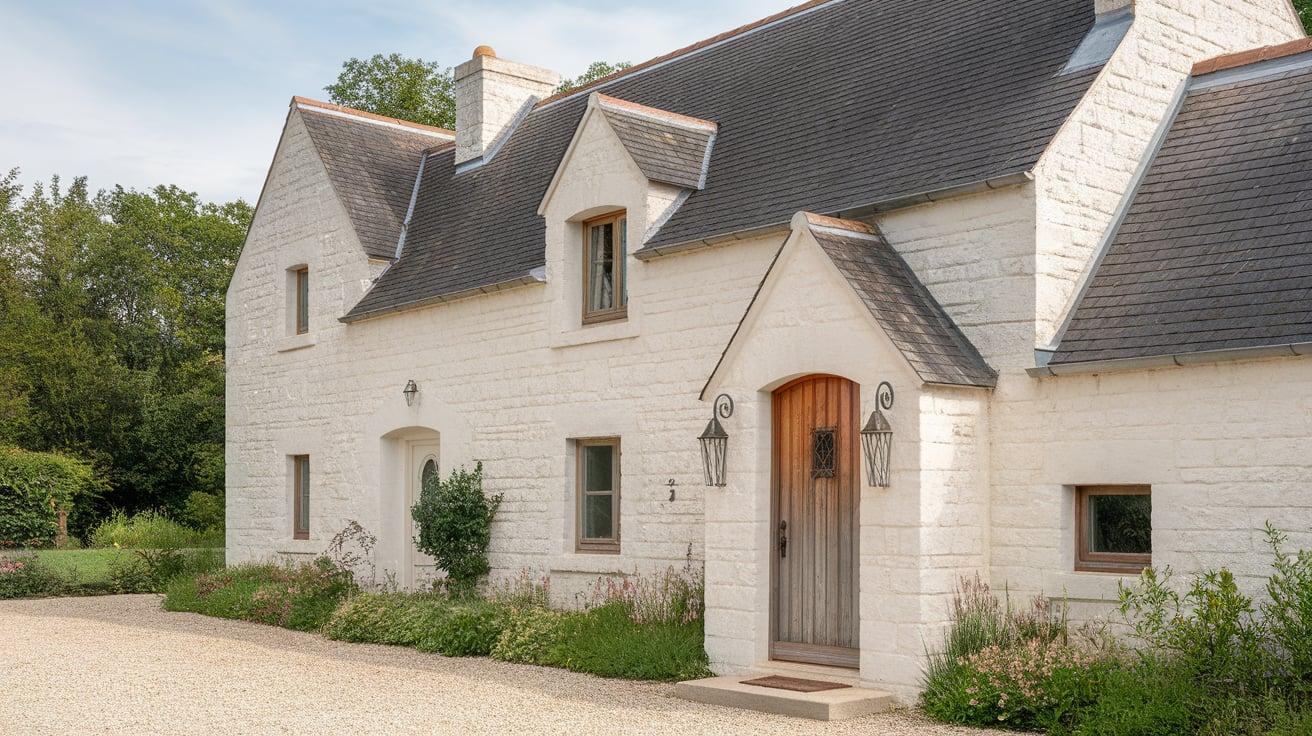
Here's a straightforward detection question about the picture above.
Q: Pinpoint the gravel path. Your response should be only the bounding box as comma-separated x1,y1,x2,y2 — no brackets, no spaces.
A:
0,595,1000,735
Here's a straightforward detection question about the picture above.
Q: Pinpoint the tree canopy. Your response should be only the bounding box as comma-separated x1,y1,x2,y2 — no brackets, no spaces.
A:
1298,0,1312,34
0,169,249,534
325,54,633,126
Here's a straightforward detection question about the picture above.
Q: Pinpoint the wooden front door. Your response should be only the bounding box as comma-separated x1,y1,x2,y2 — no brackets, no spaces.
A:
772,375,860,668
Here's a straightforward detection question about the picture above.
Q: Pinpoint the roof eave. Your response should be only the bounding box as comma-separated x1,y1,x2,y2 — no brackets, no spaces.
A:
1030,342,1312,377
340,272,546,325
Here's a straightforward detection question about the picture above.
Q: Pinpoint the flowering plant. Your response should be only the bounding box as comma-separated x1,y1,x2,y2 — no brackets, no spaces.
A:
954,637,1109,730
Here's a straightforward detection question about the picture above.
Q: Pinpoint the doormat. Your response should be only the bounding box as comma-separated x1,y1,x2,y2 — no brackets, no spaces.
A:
741,675,852,693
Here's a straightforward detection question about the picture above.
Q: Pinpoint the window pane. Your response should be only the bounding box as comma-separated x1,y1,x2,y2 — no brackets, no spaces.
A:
583,494,613,540
296,457,310,532
618,218,627,306
811,429,836,478
296,270,309,334
588,223,614,311
583,445,613,493
421,458,438,490
1088,493,1150,554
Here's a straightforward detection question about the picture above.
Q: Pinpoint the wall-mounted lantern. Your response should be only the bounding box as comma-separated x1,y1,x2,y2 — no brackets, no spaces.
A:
861,381,894,487
698,394,734,487
402,380,419,407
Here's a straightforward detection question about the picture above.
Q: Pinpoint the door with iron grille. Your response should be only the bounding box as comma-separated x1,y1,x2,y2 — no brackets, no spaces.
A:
771,374,860,668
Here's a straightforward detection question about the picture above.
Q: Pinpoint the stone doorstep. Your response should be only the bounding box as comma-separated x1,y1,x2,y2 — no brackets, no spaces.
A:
675,676,896,721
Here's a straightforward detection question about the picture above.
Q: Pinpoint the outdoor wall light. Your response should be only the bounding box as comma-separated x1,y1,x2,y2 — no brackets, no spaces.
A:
861,381,894,487
698,394,734,487
402,380,419,407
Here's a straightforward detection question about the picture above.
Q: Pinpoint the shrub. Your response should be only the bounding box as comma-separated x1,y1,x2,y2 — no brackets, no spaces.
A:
0,446,100,548
108,547,223,593
488,569,551,610
164,558,354,631
414,600,506,656
549,603,713,682
411,463,501,595
587,560,705,625
324,593,437,646
1264,523,1312,697
182,491,224,532
492,606,569,665
926,637,1111,732
0,554,68,599
1067,657,1206,736
89,509,221,549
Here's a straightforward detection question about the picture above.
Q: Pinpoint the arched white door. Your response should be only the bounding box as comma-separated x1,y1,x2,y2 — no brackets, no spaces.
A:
406,440,439,588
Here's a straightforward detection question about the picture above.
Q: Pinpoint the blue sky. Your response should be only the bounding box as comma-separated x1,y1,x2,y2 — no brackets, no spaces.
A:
0,0,795,204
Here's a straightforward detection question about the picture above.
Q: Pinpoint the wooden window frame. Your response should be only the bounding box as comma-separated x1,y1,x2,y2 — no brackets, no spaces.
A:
293,455,310,540
581,212,628,325
293,266,310,335
1075,485,1151,574
575,438,621,554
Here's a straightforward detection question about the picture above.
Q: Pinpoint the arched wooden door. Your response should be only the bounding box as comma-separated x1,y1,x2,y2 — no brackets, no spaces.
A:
771,375,860,668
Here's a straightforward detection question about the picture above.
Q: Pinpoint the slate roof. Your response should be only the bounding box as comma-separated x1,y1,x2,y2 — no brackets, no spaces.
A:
345,0,1103,322
1050,50,1312,366
296,100,452,260
805,215,997,387
595,95,716,190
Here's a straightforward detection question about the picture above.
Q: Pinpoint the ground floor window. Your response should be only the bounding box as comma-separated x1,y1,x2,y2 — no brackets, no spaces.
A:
293,455,310,540
1075,485,1150,573
576,438,620,553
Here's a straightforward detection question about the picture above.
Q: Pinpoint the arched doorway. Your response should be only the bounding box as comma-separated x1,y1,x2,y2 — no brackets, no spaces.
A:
771,374,860,668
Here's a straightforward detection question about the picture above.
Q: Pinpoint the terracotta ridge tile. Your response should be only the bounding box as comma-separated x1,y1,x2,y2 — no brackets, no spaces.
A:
535,0,835,108
1192,37,1312,77
593,93,718,130
292,96,456,137
804,212,876,234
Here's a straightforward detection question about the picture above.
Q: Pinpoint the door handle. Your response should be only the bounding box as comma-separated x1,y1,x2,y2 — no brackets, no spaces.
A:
778,520,788,559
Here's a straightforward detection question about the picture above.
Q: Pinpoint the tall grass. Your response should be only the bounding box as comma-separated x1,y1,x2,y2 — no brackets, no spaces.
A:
89,510,222,549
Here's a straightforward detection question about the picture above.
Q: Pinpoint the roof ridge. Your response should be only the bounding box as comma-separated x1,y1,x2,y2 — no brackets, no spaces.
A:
535,0,838,108
292,96,455,138
1192,37,1312,76
594,93,718,131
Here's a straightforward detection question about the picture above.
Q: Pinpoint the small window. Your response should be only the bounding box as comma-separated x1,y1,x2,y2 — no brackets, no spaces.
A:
293,267,310,334
293,455,310,540
582,212,627,324
577,438,620,553
811,428,836,478
1076,485,1150,573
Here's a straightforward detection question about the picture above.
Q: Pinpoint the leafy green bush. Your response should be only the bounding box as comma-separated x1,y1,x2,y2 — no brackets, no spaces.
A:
182,491,224,533
89,509,221,549
411,463,501,595
0,446,100,548
325,593,507,656
164,559,354,631
0,554,69,599
549,603,713,682
415,600,506,656
492,606,569,665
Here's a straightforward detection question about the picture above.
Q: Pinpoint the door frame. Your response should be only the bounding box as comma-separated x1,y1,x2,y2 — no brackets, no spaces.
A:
768,374,861,669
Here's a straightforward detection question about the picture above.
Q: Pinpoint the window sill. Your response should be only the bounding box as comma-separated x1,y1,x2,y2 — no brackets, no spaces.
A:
277,333,317,353
550,315,639,349
549,553,630,575
1043,570,1135,602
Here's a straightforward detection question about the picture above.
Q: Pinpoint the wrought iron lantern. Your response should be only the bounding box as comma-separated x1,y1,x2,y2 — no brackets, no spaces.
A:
402,380,419,407
698,394,734,487
861,382,894,487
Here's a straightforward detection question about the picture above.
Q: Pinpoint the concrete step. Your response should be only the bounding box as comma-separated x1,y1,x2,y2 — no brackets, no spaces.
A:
675,676,896,721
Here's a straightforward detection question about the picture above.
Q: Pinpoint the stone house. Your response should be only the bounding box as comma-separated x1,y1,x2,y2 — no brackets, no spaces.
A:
226,0,1312,698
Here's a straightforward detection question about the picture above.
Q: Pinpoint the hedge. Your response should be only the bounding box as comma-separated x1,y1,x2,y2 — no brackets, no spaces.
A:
0,446,100,548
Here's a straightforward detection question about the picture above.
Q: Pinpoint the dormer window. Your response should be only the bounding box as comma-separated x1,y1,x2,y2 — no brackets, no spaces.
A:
582,212,627,324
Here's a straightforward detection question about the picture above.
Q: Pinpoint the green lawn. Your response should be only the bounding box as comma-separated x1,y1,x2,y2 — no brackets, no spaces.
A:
26,549,127,584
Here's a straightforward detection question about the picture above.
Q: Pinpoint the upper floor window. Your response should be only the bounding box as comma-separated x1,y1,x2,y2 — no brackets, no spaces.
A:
582,212,627,324
293,266,310,335
1075,485,1150,573
576,438,620,553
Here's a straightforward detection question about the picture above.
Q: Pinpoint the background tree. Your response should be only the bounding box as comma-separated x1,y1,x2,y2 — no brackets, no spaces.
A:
325,54,457,129
325,54,634,127
0,169,249,537
556,61,632,94
1298,0,1312,34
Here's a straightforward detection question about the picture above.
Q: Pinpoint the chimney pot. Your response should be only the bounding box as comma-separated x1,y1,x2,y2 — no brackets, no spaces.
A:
473,45,497,59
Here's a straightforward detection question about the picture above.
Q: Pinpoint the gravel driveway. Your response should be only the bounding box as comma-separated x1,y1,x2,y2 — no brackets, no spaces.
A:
0,595,999,735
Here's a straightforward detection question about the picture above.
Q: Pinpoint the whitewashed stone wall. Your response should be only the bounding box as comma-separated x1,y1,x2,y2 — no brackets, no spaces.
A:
1033,0,1304,347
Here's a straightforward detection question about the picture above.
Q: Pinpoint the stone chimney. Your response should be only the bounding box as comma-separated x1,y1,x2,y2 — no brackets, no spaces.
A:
453,46,560,166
